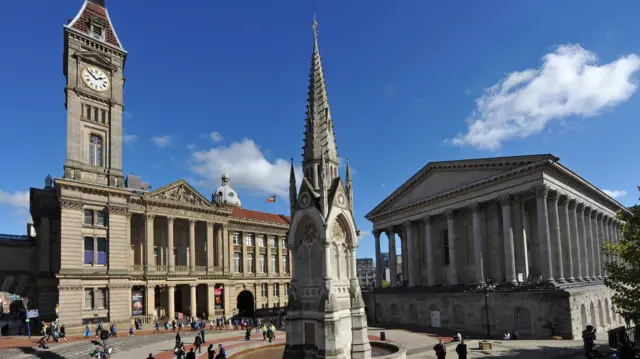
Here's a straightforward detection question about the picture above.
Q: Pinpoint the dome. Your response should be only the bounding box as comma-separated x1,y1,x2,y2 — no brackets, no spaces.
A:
212,169,242,208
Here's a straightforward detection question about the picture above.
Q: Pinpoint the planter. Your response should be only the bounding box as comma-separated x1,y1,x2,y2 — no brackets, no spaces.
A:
478,341,492,350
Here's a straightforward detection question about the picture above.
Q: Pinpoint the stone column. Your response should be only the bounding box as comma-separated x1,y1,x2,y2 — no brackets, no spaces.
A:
189,284,197,318
241,231,247,275
207,222,214,271
400,234,408,284
146,284,156,317
588,210,598,280
189,220,196,271
423,216,434,286
595,213,604,279
403,221,416,287
559,196,575,282
547,191,565,283
512,197,525,281
470,202,485,285
374,230,382,287
445,210,458,285
520,201,530,280
605,217,612,275
224,228,231,274
216,226,224,268
167,217,175,272
207,285,216,319
387,228,397,287
146,214,155,270
535,185,554,284
167,285,175,321
499,195,517,285
583,207,593,281
277,236,284,276
266,234,272,276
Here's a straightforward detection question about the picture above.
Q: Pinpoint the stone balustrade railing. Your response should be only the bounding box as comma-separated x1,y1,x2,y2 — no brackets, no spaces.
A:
175,266,189,273
193,266,207,273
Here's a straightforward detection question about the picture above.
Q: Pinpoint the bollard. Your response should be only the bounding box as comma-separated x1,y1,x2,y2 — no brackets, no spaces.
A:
380,331,386,341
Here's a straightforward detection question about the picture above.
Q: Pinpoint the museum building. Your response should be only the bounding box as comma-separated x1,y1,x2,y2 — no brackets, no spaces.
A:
0,0,292,330
364,154,628,339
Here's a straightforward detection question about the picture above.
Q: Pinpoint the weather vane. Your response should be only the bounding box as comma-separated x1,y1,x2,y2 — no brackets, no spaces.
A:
312,13,318,37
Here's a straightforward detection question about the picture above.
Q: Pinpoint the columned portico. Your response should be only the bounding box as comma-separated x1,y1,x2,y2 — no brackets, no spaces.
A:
373,231,382,287
386,227,397,287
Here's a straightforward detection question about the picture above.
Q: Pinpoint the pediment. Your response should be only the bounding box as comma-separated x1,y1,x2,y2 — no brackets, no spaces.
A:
295,177,320,212
147,180,213,208
75,51,118,71
328,178,349,211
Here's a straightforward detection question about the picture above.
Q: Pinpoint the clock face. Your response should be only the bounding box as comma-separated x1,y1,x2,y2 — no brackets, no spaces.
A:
81,66,110,92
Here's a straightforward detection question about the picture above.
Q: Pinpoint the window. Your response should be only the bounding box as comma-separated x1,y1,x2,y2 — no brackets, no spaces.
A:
84,289,94,309
85,104,92,120
96,288,107,309
282,255,289,274
257,236,265,247
96,211,106,226
281,238,286,248
232,233,241,245
245,234,255,247
101,109,106,124
89,135,103,167
271,255,277,273
273,283,280,297
441,230,450,266
285,283,290,296
84,237,94,265
153,246,159,266
234,252,242,273
96,237,108,265
247,253,255,273
514,308,531,331
90,21,104,40
84,209,94,225
259,254,267,273
453,304,465,325
261,283,268,297
269,236,276,248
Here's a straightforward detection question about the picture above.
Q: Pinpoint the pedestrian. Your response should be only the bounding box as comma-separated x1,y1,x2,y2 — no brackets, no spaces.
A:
455,339,467,359
207,344,216,359
186,348,196,359
194,333,203,353
433,339,446,359
172,320,176,332
215,344,226,359
201,327,206,343
245,327,251,341
59,324,67,342
175,341,186,359
269,323,276,340
267,327,274,343
146,353,155,359
261,323,267,341
154,321,160,333
129,324,135,336
83,324,91,338
100,328,110,347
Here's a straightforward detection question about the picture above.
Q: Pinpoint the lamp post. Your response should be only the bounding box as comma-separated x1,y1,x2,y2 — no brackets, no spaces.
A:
478,279,496,340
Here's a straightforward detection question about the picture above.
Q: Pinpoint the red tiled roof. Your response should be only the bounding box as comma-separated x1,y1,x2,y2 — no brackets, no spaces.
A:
69,1,123,49
231,208,290,225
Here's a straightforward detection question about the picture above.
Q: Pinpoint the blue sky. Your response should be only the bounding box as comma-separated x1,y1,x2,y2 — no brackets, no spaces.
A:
1,1,640,261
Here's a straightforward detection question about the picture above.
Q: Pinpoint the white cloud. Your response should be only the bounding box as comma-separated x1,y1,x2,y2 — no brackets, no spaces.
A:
151,135,171,148
190,138,303,197
0,190,29,209
123,134,138,144
603,189,627,199
209,131,223,143
450,44,640,150
357,230,370,241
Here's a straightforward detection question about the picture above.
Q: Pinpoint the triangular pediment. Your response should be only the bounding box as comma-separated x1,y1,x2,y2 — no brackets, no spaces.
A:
147,180,213,208
328,178,349,211
75,51,118,71
366,154,557,218
295,177,320,211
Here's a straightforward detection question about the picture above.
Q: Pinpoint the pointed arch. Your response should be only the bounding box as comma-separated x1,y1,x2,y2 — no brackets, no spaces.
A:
292,214,322,285
326,209,358,249
288,209,326,249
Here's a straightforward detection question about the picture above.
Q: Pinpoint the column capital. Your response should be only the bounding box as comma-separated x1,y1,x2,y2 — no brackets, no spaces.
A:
546,190,559,204
566,197,576,209
590,209,598,219
373,230,381,239
167,216,175,223
470,202,481,214
403,221,412,229
146,284,156,290
423,215,432,223
190,283,197,288
166,284,176,289
575,202,585,213
498,194,511,206
583,206,592,216
557,193,569,206
445,209,454,220
534,184,549,199
596,212,603,220
146,213,156,219
386,227,395,236
188,219,197,225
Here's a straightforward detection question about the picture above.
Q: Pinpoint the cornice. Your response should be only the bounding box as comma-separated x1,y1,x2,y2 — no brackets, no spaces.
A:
228,217,289,232
56,178,131,198
65,27,126,57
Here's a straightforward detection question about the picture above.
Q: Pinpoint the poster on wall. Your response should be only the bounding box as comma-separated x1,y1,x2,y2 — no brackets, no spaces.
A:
131,290,144,316
214,287,223,309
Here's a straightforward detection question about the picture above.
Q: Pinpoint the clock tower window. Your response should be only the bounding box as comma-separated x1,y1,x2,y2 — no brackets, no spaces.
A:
90,20,105,41
89,135,103,167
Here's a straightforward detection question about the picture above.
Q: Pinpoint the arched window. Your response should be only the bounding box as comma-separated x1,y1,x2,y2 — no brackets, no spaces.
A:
89,135,103,167
514,307,531,331
453,304,465,325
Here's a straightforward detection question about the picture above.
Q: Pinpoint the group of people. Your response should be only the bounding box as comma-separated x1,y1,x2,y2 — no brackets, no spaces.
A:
432,338,469,359
38,321,67,349
173,331,227,359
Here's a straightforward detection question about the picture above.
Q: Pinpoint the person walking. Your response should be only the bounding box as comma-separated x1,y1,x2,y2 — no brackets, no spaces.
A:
455,339,468,359
194,333,203,353
207,344,216,359
146,354,155,359
215,344,226,359
433,339,446,359
200,327,206,343
154,321,160,333
185,348,196,359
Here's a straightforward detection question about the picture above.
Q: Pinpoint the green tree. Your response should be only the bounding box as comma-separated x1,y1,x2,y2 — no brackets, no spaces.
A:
603,190,640,324
381,280,390,289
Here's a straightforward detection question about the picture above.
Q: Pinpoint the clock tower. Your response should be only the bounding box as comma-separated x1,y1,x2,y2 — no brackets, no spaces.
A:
62,0,126,187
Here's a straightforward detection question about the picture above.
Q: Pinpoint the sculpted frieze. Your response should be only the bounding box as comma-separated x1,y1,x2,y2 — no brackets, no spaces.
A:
60,200,84,211
58,286,83,291
108,206,128,216
148,183,209,207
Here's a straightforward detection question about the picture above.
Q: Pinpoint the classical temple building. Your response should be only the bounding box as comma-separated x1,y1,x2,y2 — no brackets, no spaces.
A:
0,0,292,330
364,154,627,339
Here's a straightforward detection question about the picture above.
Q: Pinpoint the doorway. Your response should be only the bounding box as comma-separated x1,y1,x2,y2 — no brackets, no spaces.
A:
236,290,255,318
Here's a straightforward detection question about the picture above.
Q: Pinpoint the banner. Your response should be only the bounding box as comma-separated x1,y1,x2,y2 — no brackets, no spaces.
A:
131,290,144,316
214,287,223,309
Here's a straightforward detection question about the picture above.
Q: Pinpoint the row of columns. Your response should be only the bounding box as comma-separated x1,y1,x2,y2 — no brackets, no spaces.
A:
144,283,224,320
235,232,291,275
373,184,624,288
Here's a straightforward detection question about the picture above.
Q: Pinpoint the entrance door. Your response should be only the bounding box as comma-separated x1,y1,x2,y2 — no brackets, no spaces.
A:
430,311,441,328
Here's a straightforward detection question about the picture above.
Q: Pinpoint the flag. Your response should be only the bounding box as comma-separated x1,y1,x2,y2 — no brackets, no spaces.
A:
266,195,276,203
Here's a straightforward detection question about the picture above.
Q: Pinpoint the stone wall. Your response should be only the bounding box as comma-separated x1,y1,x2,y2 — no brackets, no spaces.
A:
363,284,621,339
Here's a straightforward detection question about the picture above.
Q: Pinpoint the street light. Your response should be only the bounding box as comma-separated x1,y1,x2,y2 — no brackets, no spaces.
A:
477,279,496,340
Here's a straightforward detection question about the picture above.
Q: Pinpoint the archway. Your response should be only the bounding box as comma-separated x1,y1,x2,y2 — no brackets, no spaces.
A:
236,290,255,318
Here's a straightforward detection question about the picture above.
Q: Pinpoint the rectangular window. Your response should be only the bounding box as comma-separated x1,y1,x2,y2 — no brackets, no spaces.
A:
96,210,106,226
96,237,108,265
84,237,94,265
259,254,267,273
442,230,450,266
153,246,159,266
94,107,99,122
233,233,241,245
281,238,286,248
234,252,242,273
271,255,277,273
285,283,290,296
261,283,268,297
89,135,103,167
269,236,276,248
245,234,254,247
84,209,94,225
282,255,289,274
96,288,107,309
84,289,94,310
273,283,280,297
257,236,265,247
86,104,92,120
101,109,106,124
247,253,255,273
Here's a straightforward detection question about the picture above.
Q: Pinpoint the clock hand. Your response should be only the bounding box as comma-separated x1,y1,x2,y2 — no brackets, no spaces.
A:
88,71,98,80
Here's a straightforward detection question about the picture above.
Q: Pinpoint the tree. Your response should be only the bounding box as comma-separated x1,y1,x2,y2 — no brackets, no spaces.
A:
603,190,640,324
381,280,390,289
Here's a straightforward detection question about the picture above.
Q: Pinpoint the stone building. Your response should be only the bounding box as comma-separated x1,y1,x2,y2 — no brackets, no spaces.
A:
0,0,292,331
364,154,627,339
356,258,376,288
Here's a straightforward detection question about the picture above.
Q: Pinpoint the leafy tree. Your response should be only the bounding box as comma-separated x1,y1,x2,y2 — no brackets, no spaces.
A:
603,191,640,324
381,280,390,289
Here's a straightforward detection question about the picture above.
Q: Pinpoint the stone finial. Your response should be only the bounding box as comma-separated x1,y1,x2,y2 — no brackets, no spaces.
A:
535,185,549,199
44,174,53,189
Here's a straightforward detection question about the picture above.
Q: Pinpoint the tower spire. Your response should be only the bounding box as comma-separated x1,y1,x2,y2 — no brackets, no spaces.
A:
289,157,297,216
302,15,339,188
